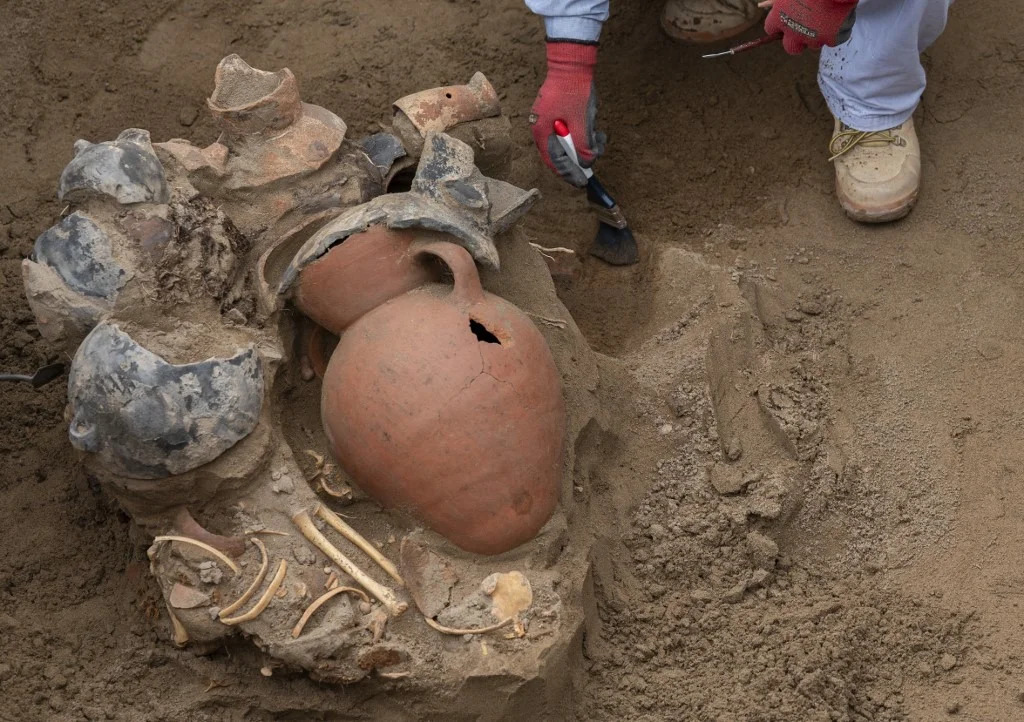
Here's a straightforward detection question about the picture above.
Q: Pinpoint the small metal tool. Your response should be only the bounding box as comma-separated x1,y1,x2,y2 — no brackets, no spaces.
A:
702,11,856,59
702,33,782,59
0,362,65,388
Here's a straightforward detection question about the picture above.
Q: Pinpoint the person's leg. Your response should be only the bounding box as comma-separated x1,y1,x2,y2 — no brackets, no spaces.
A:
817,0,953,223
819,0,952,131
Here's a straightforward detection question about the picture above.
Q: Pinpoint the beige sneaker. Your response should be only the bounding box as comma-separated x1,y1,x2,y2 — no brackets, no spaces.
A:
660,0,763,44
829,117,921,224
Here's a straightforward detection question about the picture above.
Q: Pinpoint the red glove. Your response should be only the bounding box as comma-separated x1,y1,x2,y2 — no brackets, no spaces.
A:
530,42,605,187
765,0,858,55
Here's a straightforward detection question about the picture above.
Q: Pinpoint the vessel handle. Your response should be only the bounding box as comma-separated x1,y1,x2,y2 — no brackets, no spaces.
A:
411,239,485,306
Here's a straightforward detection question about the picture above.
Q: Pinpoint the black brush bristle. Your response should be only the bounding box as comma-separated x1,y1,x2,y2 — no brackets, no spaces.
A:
590,222,639,266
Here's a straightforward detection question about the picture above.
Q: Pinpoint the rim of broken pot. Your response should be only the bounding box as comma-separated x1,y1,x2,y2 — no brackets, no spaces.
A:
207,58,303,130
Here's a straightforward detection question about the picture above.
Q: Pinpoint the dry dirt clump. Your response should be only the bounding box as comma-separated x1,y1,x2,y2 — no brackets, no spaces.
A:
586,427,975,721
575,248,976,721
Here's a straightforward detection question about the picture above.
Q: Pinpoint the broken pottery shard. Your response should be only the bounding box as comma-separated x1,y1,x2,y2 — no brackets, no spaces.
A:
169,583,211,609
21,259,110,346
31,212,128,300
281,186,499,278
59,129,169,205
357,645,406,672
280,133,537,286
67,321,264,479
208,54,303,134
393,72,501,138
201,54,346,190
413,133,539,237
399,538,458,618
360,133,407,177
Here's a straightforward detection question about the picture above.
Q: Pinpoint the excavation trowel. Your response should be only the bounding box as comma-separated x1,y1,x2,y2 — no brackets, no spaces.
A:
0,362,66,388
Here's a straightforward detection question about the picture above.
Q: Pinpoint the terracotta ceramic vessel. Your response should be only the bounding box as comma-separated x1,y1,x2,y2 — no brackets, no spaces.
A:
293,225,441,334
321,240,565,555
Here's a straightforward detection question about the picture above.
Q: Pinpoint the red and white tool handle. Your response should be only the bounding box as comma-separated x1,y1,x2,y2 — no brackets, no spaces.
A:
553,119,594,180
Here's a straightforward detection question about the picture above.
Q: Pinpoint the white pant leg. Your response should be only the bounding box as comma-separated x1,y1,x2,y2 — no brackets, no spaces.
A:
818,0,953,131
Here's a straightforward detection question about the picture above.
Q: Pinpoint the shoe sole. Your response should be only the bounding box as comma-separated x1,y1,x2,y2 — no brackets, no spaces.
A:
837,187,919,224
659,13,762,44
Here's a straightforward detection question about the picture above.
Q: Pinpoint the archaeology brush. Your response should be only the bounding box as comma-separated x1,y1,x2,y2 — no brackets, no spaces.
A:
553,119,639,266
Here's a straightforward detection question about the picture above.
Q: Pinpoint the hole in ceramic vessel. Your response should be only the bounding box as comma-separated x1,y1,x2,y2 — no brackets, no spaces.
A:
445,92,453,99
469,319,501,345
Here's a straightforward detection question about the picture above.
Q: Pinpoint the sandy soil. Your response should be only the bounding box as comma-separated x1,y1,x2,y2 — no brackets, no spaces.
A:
2,0,1024,720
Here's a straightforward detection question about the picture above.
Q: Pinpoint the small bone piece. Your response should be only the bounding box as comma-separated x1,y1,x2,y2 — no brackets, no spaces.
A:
484,572,533,621
291,586,370,638
315,504,405,586
165,603,190,646
292,510,407,617
424,572,534,637
220,560,288,626
153,535,241,574
367,607,388,643
218,538,269,618
304,449,325,470
318,475,351,499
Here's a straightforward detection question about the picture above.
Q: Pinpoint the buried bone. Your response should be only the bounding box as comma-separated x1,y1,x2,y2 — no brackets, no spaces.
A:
427,572,533,637
220,559,288,626
218,538,270,618
293,586,370,639
314,504,404,586
292,510,407,617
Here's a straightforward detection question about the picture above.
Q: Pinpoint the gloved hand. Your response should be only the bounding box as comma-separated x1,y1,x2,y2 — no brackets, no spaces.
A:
764,0,858,54
530,42,605,187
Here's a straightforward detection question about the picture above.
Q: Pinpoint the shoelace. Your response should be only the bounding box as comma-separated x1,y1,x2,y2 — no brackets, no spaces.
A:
828,127,903,162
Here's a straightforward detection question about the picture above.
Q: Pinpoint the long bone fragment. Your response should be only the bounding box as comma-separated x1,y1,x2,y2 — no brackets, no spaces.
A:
292,510,407,617
314,503,405,586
